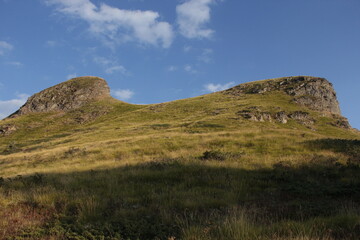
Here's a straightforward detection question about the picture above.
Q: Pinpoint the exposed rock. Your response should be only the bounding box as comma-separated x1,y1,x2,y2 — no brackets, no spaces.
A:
0,124,17,136
236,107,352,129
237,110,273,122
8,76,110,118
331,115,352,129
237,108,316,126
288,111,315,125
70,109,110,124
275,112,288,124
224,76,341,115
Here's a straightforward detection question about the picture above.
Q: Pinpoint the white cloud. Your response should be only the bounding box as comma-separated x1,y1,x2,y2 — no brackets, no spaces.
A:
176,0,215,39
93,56,128,75
111,89,134,101
105,65,127,74
0,41,13,55
5,61,23,67
46,0,174,48
93,56,112,66
167,66,178,72
204,81,235,92
183,45,192,52
198,48,213,63
0,93,29,119
66,73,77,79
184,64,197,74
46,40,58,47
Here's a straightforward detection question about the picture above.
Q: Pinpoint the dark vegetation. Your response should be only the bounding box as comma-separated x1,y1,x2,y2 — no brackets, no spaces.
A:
1,142,359,239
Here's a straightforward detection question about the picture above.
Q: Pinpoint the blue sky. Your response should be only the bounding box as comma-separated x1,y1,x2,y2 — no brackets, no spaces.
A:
1,0,360,129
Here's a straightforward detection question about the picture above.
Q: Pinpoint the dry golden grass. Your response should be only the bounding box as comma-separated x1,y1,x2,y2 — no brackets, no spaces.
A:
0,85,359,239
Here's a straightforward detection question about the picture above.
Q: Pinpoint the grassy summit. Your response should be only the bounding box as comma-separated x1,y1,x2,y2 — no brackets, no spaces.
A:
0,76,359,239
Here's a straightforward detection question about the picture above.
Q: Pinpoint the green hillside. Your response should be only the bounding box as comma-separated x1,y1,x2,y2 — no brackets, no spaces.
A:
0,76,359,240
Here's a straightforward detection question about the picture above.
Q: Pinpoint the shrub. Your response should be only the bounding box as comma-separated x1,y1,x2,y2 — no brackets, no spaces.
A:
200,150,227,161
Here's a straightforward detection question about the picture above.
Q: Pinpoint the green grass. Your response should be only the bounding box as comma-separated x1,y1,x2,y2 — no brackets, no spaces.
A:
0,83,359,239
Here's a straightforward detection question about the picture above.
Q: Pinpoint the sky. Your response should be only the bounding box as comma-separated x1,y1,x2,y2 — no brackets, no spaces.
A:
0,0,360,129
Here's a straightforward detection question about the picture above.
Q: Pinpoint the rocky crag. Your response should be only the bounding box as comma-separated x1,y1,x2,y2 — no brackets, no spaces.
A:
9,76,110,118
224,76,341,115
224,76,350,128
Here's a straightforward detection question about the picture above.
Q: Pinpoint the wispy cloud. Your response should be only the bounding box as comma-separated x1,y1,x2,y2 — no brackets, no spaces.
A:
46,0,174,48
184,64,197,74
105,65,127,74
167,65,178,72
183,45,192,52
0,41,13,55
198,48,213,63
93,56,128,75
45,40,58,47
204,81,235,92
66,73,77,79
111,89,134,101
176,0,216,39
5,61,23,67
0,93,29,119
93,56,112,66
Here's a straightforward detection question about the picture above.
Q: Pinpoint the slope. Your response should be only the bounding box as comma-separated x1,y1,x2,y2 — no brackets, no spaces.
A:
0,76,359,240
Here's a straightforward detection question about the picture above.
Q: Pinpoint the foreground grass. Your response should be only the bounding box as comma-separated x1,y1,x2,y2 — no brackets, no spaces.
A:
0,156,359,239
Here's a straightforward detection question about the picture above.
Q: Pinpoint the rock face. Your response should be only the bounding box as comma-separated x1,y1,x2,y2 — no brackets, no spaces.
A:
237,108,315,126
9,76,110,117
224,76,341,115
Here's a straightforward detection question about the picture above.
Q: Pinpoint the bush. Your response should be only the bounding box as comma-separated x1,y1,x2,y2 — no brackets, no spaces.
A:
200,150,227,161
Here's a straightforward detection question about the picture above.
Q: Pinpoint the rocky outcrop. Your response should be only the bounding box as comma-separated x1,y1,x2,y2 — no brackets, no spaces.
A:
9,76,110,118
0,124,17,136
288,111,315,125
237,108,315,126
275,112,289,124
235,107,352,129
224,76,341,115
331,115,352,129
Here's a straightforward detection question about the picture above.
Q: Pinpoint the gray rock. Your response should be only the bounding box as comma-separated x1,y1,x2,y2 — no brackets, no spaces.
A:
8,76,110,118
223,76,341,115
331,115,352,129
275,112,288,124
288,111,315,125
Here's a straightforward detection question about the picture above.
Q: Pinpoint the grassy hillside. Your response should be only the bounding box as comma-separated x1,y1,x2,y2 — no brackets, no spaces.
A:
0,78,359,239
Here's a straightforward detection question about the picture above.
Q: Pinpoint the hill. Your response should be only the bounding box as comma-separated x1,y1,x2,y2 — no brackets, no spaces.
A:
0,76,359,240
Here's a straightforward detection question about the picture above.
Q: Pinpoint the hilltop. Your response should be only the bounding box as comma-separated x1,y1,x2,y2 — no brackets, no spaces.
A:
0,76,359,240
9,76,111,117
0,76,353,138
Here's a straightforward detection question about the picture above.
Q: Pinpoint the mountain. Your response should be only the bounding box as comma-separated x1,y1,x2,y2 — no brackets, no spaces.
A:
0,76,359,240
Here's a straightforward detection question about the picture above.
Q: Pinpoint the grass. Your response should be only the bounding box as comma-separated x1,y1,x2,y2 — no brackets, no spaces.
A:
0,82,359,239
0,158,359,239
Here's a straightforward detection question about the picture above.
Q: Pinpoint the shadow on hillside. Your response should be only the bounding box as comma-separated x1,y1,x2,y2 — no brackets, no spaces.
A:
306,138,360,165
1,158,360,239
306,138,360,154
